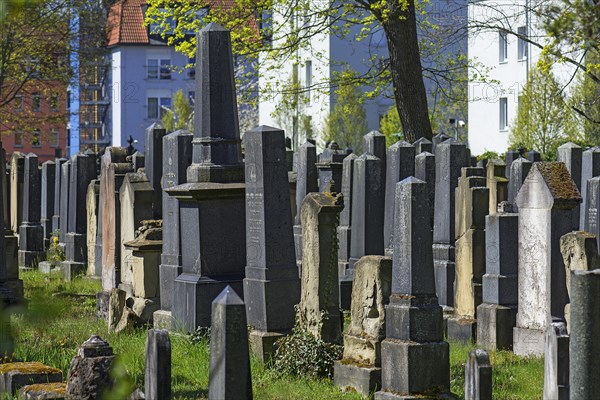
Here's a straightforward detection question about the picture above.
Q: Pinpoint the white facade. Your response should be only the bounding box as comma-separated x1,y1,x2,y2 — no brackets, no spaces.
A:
467,0,578,155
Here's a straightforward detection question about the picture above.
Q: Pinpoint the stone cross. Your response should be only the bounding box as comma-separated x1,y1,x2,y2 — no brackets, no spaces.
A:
383,140,415,256
375,177,452,399
514,162,581,356
18,154,44,268
464,349,492,400
145,329,171,400
298,192,344,344
242,125,300,362
208,286,252,400
543,321,569,400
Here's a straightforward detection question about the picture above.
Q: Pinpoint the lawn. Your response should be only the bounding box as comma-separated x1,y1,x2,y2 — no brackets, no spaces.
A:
8,271,543,399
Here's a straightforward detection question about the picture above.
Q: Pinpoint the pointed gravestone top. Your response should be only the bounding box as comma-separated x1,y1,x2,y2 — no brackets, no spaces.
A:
213,285,244,306
516,162,581,209
559,142,581,150
301,141,316,149
79,335,113,358
248,125,281,134
413,137,432,145
389,140,412,148
202,22,228,32
147,122,164,131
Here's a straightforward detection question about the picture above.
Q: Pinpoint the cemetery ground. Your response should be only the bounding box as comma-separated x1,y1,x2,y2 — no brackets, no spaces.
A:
9,270,543,399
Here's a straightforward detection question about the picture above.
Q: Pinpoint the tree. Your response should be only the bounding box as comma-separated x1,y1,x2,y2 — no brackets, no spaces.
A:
271,73,313,149
322,74,368,152
570,51,600,143
379,106,402,146
162,90,193,132
509,55,580,160
144,0,460,142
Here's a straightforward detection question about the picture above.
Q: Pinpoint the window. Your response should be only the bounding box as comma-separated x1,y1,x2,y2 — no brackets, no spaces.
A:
32,93,41,112
14,131,23,147
49,128,59,147
147,59,171,79
499,97,508,130
188,56,196,79
499,31,508,62
32,129,41,147
14,95,23,111
518,26,528,60
305,60,312,100
147,97,171,119
50,95,59,111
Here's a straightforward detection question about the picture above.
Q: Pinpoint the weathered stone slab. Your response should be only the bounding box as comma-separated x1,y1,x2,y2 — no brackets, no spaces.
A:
464,349,492,400
0,363,62,396
543,322,569,400
65,336,115,399
145,329,171,400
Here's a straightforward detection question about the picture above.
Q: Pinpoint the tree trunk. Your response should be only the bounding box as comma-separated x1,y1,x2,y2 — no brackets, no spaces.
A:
379,1,433,142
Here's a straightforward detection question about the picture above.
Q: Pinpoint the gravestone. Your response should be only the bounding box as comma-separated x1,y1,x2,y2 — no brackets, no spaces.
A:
507,157,532,212
504,149,520,178
208,286,252,400
374,177,453,399
432,132,452,154
166,24,247,331
132,151,145,171
543,321,569,400
413,137,433,154
145,329,171,400
65,335,115,399
51,158,67,235
316,142,346,193
342,154,384,307
298,192,344,344
293,141,317,270
415,151,435,229
558,142,582,229
40,161,56,248
154,130,193,329
464,349,492,400
242,125,300,362
486,159,508,215
86,180,100,276
433,140,470,310
145,123,166,219
513,162,581,356
363,131,386,169
448,167,488,342
338,153,357,308
58,161,70,245
527,150,541,162
9,152,24,236
584,177,600,249
334,256,392,396
383,140,415,256
94,166,104,278
569,269,600,399
477,202,518,351
579,146,600,229
18,154,45,268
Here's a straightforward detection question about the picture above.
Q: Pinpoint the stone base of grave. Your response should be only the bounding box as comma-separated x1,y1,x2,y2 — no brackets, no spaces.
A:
379,340,451,397
96,291,110,320
18,251,45,270
447,317,477,343
38,261,59,274
172,273,243,332
5,234,18,275
0,362,62,396
64,233,86,264
249,330,283,363
61,262,86,281
477,303,516,351
513,326,545,356
0,280,25,306
19,382,67,400
153,310,173,330
334,361,381,396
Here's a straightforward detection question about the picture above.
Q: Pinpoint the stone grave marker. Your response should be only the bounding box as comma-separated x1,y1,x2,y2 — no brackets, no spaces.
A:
543,321,569,400
18,154,44,268
145,329,171,400
464,349,492,400
507,157,532,212
558,142,582,229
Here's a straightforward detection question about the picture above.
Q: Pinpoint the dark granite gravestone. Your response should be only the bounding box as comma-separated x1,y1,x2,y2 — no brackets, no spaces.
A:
432,140,470,309
18,154,44,268
415,151,435,229
132,151,145,172
293,141,317,270
40,161,56,248
543,321,569,400
464,349,492,400
585,177,600,249
154,130,193,329
374,177,453,399
569,269,600,399
507,157,532,212
166,24,247,331
145,123,166,219
477,202,518,351
558,142,583,230
316,142,346,193
413,137,433,154
580,146,600,229
51,158,67,234
208,286,252,400
527,150,541,162
383,140,415,256
338,153,357,308
504,150,520,178
363,131,386,182
59,161,71,245
145,329,171,400
242,125,300,362
63,153,96,280
9,153,24,236
432,132,451,154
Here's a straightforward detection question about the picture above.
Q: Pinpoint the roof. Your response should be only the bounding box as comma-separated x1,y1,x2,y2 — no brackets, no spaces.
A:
536,162,581,202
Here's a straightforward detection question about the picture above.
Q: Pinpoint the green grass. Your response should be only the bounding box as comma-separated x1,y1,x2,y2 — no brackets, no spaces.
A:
9,271,543,399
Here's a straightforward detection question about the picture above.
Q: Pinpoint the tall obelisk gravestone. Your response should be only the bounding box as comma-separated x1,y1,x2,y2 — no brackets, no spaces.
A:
166,23,246,331
18,154,45,268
